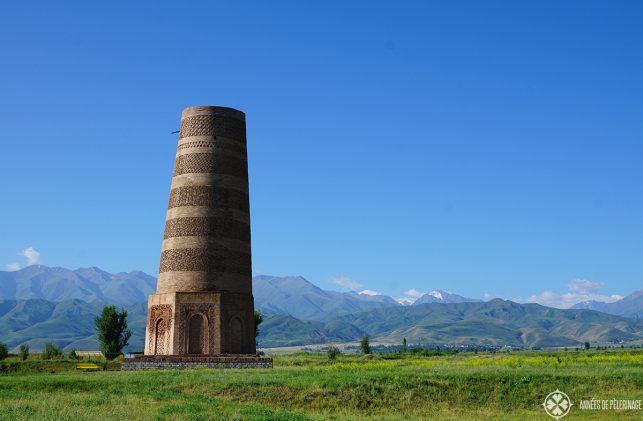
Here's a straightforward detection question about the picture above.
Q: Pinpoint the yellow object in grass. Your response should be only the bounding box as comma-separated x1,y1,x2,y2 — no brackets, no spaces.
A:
75,363,100,370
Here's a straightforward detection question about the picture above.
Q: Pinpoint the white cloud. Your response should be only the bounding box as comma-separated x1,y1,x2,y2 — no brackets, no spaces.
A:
405,289,425,298
359,290,381,296
483,293,493,300
516,279,623,309
568,279,603,294
332,276,362,291
19,247,40,266
5,262,21,272
4,246,41,272
394,288,426,305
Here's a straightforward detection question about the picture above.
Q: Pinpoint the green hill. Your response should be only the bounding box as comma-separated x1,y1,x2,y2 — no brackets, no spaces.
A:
0,299,147,352
2,298,642,351
338,299,643,347
257,314,366,347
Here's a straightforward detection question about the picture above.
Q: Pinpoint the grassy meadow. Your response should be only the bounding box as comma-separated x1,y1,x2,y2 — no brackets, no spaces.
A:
0,349,642,420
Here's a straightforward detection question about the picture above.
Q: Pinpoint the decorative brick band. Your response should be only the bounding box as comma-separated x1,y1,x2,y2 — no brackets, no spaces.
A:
179,115,246,140
163,217,250,241
177,140,216,151
167,186,249,211
173,153,248,180
159,248,251,275
177,140,247,156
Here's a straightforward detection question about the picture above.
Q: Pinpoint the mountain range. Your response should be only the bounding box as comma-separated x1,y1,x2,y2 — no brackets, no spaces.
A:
2,296,642,351
0,267,481,321
0,266,642,351
0,299,147,352
0,265,156,304
571,289,643,319
336,299,643,348
413,290,483,305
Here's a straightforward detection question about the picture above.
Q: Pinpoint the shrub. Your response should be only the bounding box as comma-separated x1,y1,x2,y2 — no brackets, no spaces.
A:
68,349,78,360
19,343,29,361
42,343,64,360
327,345,340,360
254,310,264,348
0,342,8,360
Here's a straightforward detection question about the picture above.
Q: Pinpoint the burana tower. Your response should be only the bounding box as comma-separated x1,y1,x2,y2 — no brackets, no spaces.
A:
124,106,271,368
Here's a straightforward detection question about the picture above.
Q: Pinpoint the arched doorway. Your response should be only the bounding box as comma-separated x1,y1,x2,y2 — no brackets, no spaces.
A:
188,313,206,354
229,317,244,354
154,318,168,355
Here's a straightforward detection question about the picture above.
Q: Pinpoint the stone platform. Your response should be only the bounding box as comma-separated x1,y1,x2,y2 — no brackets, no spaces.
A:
121,355,272,370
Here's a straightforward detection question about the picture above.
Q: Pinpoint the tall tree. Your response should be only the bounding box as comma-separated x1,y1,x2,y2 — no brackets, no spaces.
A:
360,335,371,355
19,343,29,361
95,305,132,360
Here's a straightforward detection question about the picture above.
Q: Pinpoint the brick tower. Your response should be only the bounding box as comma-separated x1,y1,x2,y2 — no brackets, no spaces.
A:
143,106,256,356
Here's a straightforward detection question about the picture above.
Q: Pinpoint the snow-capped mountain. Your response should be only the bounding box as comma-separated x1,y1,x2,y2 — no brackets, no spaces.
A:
413,290,483,305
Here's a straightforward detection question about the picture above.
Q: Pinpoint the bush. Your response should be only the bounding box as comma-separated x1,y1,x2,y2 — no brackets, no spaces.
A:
42,343,64,360
327,345,340,360
19,343,29,361
254,310,264,348
0,342,8,360
68,349,78,360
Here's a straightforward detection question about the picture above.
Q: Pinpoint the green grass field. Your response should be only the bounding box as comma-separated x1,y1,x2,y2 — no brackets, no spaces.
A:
0,349,642,420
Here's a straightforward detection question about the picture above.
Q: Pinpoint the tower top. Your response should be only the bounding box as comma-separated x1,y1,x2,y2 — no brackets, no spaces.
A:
181,105,246,122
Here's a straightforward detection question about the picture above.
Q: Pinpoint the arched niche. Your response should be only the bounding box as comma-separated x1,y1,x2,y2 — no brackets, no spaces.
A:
228,316,244,354
188,313,207,354
154,318,168,355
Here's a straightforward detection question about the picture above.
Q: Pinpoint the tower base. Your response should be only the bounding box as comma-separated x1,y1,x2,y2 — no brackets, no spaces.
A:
121,355,272,370
144,291,256,356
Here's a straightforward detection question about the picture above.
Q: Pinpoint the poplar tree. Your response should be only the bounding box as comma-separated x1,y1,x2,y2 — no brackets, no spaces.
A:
95,305,132,360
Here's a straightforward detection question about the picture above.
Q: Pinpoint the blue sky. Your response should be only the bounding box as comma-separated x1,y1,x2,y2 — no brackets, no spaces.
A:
1,1,642,306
